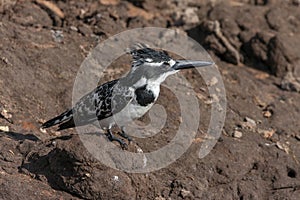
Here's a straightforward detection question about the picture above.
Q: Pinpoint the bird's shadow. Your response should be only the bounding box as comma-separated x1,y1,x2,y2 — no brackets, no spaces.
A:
49,134,74,141
0,130,40,142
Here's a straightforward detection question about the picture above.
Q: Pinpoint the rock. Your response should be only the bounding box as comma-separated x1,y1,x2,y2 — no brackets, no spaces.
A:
200,19,241,65
127,3,154,20
241,117,256,130
0,108,12,123
70,26,78,32
208,77,219,86
112,175,119,181
183,7,200,24
39,127,47,133
2,150,14,162
257,128,275,139
267,36,290,77
253,96,267,108
267,34,300,78
242,32,274,69
266,8,286,31
280,71,300,92
276,141,290,154
1,56,9,65
51,30,64,43
78,24,93,36
10,2,53,27
0,126,9,132
245,117,256,124
263,110,272,118
180,189,192,198
233,130,243,138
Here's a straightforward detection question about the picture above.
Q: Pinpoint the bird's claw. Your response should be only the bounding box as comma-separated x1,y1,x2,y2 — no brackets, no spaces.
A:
117,130,132,143
120,141,128,150
107,131,128,149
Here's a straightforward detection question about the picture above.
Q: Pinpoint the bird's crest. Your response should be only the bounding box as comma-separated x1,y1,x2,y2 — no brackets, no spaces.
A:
127,43,171,66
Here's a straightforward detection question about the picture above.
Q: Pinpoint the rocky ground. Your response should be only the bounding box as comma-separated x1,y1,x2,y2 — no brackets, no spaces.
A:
0,0,300,199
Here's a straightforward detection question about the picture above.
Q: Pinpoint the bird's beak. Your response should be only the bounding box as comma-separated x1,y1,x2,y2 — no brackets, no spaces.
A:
172,60,214,70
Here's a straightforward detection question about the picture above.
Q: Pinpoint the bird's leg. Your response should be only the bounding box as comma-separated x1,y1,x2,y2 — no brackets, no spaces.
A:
106,129,127,149
117,127,132,143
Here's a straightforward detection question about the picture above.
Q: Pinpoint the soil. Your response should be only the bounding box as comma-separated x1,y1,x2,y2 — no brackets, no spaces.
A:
0,0,300,199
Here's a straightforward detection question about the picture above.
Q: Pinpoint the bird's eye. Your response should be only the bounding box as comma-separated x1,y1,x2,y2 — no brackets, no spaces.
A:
163,61,170,66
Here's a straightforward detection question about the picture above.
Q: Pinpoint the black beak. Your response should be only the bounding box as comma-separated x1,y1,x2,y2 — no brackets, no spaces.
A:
172,60,214,70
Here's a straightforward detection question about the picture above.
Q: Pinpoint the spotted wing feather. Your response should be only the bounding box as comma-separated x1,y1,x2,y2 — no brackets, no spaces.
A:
42,79,133,130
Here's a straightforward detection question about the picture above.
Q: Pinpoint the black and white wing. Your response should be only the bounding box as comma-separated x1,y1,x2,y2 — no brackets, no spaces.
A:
42,79,134,130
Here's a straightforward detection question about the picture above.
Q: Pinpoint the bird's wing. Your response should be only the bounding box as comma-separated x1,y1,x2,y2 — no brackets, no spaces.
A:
71,79,134,126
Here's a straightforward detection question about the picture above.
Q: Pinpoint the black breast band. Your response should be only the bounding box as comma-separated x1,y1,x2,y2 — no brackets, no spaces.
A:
135,85,155,106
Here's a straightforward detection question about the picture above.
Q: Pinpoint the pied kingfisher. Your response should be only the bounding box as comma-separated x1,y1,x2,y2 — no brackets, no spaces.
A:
42,44,214,148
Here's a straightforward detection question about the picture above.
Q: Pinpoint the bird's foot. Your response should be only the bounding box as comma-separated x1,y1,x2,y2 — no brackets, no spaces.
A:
107,131,128,149
117,129,132,143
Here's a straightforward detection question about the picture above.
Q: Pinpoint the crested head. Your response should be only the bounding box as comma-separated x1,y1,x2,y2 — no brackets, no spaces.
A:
122,43,214,87
125,44,178,86
129,44,173,67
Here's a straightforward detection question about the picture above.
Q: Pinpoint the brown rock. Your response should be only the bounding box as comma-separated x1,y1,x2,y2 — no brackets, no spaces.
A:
233,130,243,138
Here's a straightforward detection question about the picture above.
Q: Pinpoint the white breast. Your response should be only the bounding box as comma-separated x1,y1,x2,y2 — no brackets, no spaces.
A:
112,101,153,127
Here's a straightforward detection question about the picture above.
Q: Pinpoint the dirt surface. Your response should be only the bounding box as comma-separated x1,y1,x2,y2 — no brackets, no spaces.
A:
0,0,300,199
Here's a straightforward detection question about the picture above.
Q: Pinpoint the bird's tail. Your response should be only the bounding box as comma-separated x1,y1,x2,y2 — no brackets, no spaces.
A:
41,109,73,129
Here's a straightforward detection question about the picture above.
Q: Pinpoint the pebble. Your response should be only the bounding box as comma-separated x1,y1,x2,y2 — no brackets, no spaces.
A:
40,127,47,133
53,131,61,136
1,57,9,65
263,110,272,118
241,117,256,130
113,175,119,182
208,76,218,86
0,126,9,132
51,30,64,43
257,128,275,139
276,141,290,154
233,130,243,138
180,189,191,198
0,108,12,122
211,94,220,102
137,147,143,153
183,7,200,24
70,26,78,32
245,117,256,125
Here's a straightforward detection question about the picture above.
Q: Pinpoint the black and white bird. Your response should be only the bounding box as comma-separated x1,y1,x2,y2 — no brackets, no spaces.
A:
42,44,214,148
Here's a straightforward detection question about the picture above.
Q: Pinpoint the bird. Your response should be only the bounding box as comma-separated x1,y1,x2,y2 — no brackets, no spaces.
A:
41,44,214,148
